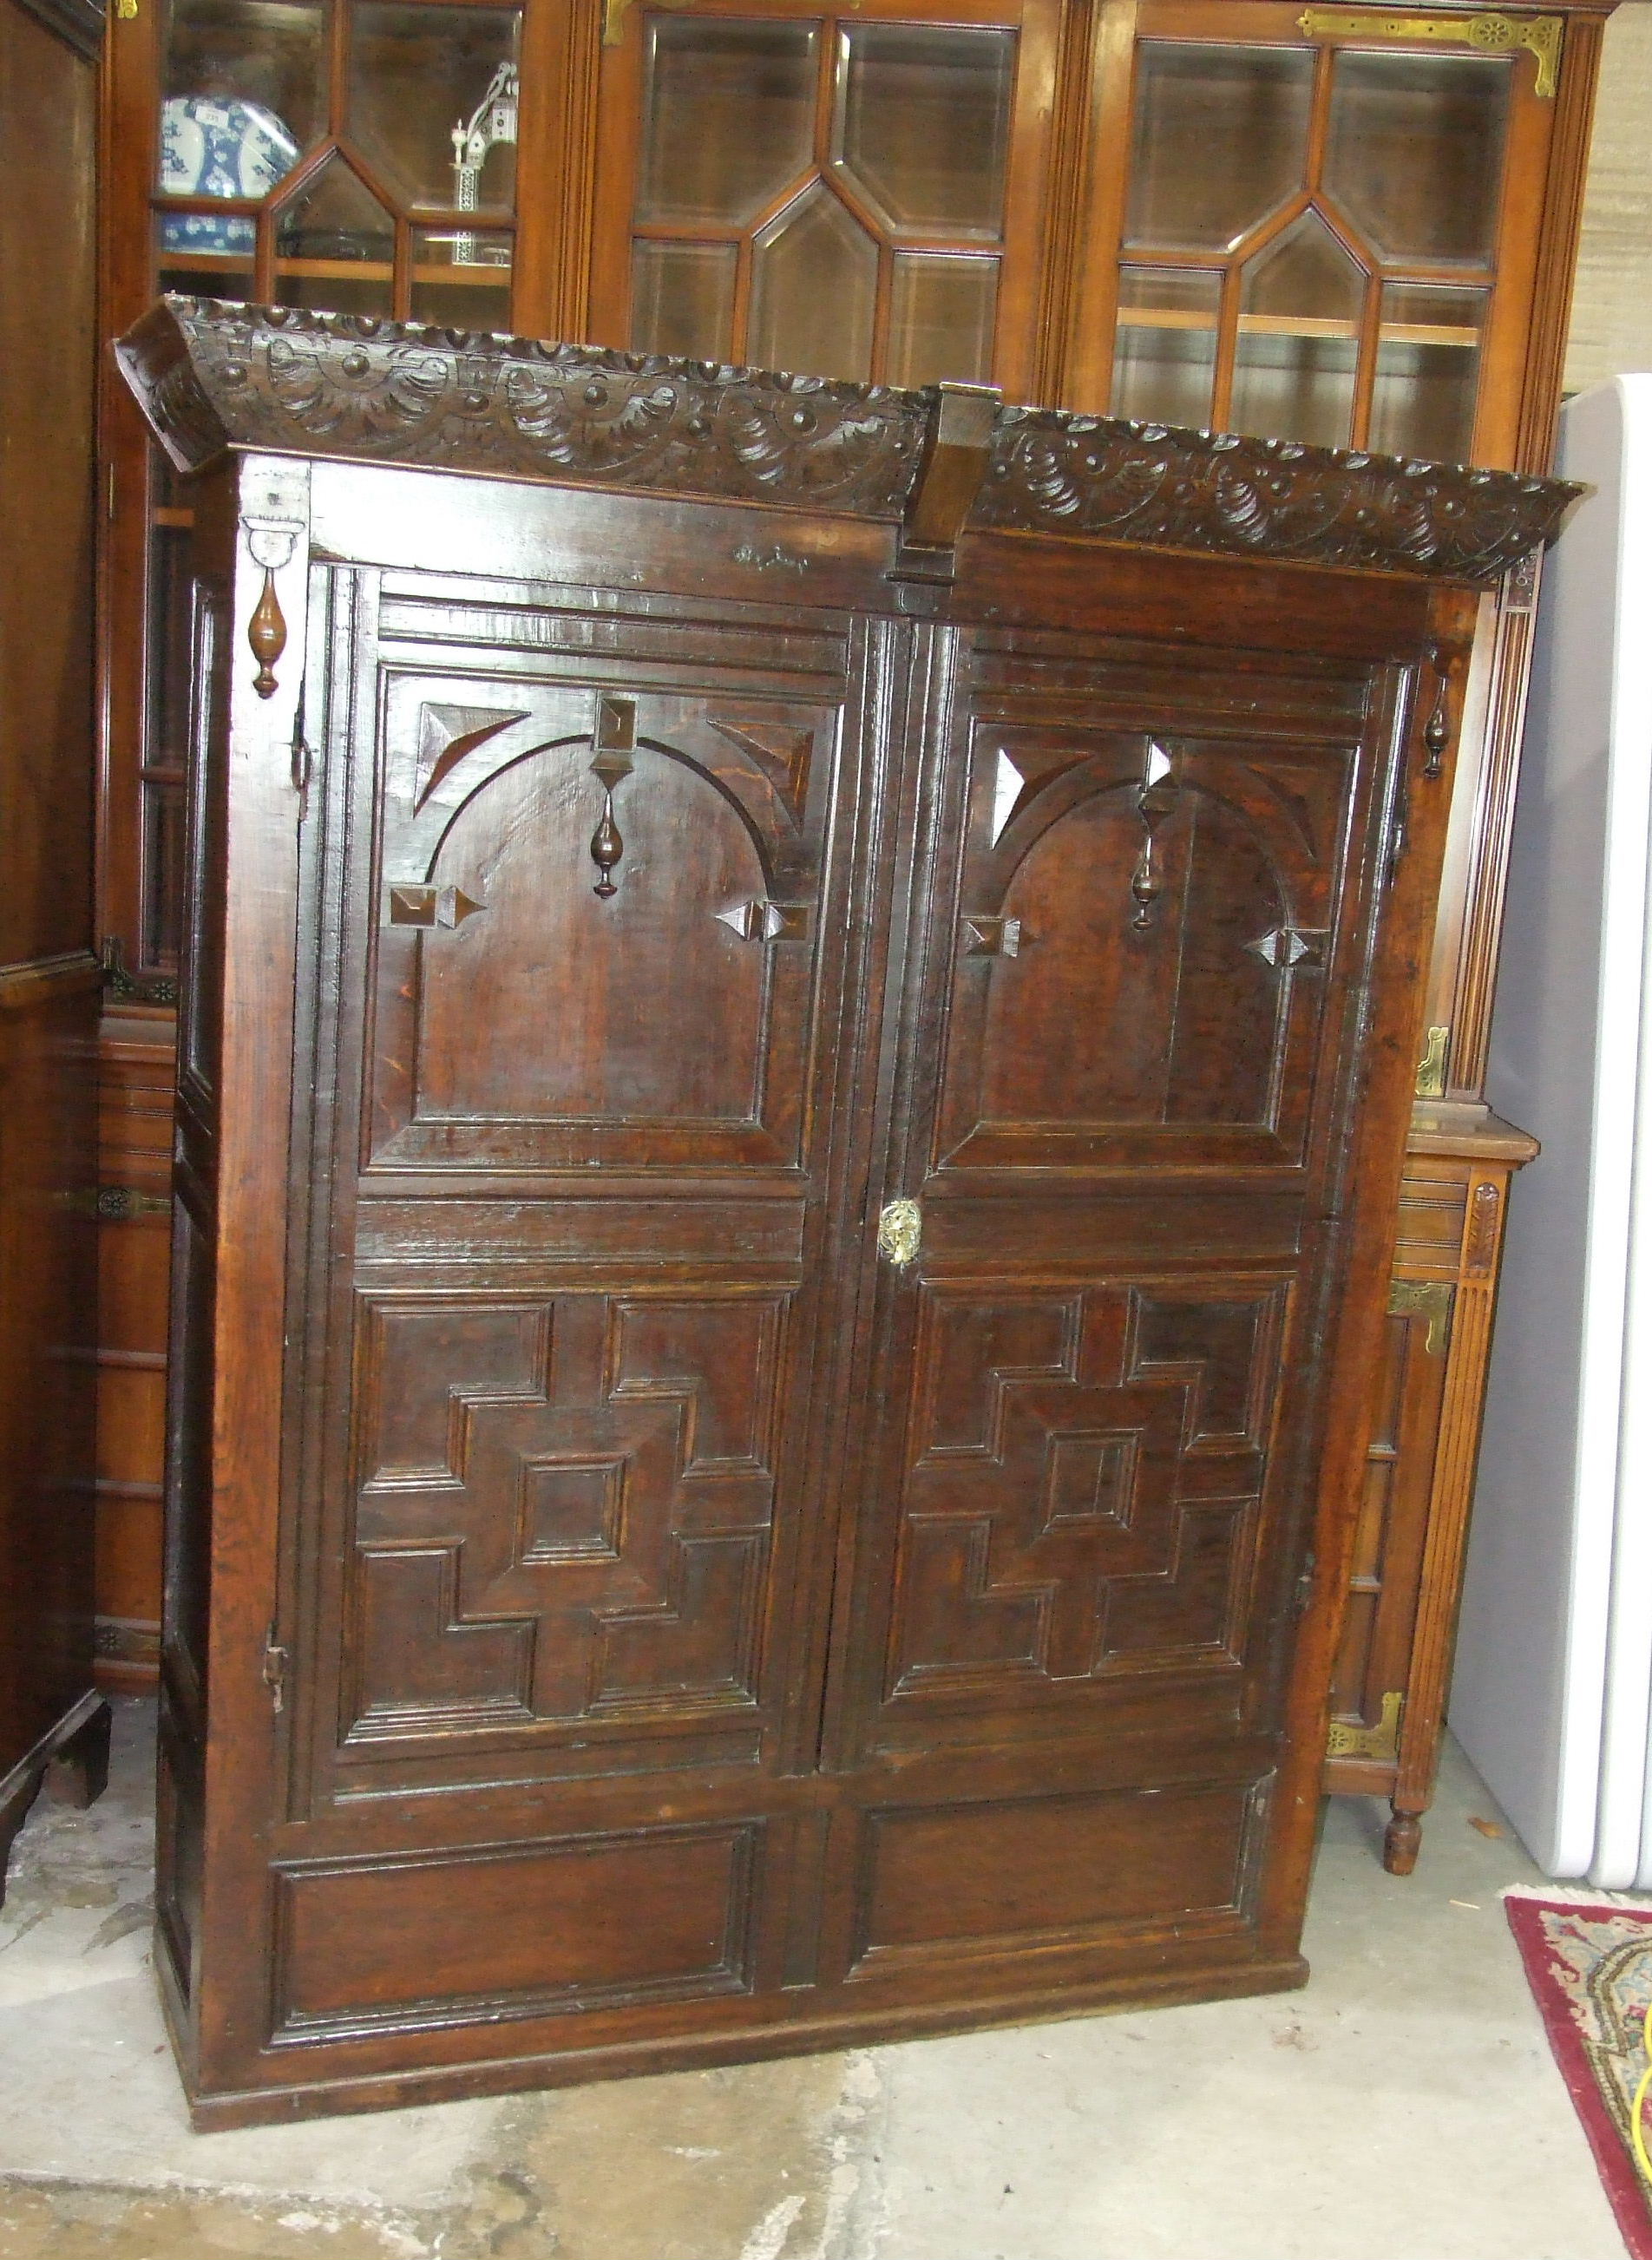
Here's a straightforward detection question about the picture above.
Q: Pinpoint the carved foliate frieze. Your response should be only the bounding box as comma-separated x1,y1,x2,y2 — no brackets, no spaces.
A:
118,297,927,518
115,298,1579,586
973,406,1577,586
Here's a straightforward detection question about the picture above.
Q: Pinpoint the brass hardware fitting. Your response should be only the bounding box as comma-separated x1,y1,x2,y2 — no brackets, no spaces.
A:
1415,1023,1450,1099
1296,10,1561,98
877,1199,922,1269
1327,1689,1405,1762
1388,1277,1455,1356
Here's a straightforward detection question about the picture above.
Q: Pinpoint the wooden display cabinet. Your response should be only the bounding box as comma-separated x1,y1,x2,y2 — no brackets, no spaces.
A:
94,0,1613,1867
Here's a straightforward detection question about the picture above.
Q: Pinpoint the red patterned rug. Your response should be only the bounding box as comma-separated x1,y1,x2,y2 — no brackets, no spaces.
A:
1507,1886,1652,2258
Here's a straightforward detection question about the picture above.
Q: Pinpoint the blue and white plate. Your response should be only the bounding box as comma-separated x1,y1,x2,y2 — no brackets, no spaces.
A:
159,95,299,258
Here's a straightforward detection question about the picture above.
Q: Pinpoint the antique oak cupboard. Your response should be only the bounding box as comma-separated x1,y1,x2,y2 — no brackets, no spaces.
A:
93,0,1618,1876
117,296,1570,2123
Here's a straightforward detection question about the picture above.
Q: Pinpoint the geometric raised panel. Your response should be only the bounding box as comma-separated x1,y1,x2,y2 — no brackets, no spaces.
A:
415,702,529,810
890,1282,1286,1695
366,667,841,1176
980,782,1288,1130
935,704,1359,1174
346,1293,787,1739
410,744,770,1126
705,709,816,829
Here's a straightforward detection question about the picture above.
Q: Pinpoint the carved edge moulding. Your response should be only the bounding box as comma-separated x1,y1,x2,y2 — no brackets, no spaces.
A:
116,299,1579,586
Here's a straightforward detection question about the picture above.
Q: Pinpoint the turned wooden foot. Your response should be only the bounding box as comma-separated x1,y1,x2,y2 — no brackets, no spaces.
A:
44,1700,112,1811
1383,1804,1422,1875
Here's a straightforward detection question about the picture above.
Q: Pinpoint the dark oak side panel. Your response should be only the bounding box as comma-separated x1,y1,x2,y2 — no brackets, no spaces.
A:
0,0,108,1888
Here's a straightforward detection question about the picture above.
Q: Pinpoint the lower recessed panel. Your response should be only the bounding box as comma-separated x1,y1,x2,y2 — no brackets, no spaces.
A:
850,1779,1258,1972
273,1821,760,2038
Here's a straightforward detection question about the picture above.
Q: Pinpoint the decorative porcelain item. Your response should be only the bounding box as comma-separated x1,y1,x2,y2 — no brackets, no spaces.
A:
448,60,518,265
159,95,299,257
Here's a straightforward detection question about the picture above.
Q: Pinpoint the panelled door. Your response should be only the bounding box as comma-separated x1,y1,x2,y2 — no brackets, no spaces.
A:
276,562,880,2037
268,553,1405,2051
815,619,1404,1993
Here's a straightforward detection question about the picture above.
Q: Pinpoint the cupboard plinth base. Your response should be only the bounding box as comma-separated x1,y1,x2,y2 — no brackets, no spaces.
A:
171,1949,1312,2132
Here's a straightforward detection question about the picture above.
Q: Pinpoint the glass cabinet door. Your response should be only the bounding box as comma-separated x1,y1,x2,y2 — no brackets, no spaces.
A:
589,0,1059,394
1072,0,1562,466
154,0,524,330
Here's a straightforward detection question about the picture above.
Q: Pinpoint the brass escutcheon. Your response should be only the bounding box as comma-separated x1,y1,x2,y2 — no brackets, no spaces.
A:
877,1199,921,1268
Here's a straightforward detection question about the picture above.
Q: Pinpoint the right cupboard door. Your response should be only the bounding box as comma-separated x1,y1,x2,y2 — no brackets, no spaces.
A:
818,619,1407,1996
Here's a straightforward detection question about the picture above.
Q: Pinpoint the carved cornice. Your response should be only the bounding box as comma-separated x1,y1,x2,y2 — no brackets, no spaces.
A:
116,298,1577,586
974,408,1577,586
116,298,926,520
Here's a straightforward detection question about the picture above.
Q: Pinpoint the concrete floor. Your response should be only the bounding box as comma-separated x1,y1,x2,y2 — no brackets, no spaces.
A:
0,1700,1627,2260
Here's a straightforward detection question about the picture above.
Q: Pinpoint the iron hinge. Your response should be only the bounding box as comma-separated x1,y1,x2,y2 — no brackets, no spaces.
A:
1295,1550,1317,1617
263,1633,290,1715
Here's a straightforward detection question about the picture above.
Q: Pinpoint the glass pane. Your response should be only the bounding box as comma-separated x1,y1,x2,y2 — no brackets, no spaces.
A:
142,778,187,969
159,0,320,201
348,5,521,213
1229,330,1357,447
638,19,816,228
631,239,738,361
1325,53,1509,267
750,182,876,382
1110,265,1220,428
411,226,512,331
1369,281,1485,461
1241,208,1363,325
886,253,997,385
1231,211,1363,446
145,525,194,770
1126,43,1314,252
275,154,394,316
836,24,1013,240
745,182,879,382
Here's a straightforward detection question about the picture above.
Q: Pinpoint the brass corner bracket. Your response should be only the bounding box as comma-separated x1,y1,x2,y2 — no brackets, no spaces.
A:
1415,1023,1449,1100
99,934,177,1010
1328,1689,1405,1763
1388,1277,1455,1356
1296,10,1562,97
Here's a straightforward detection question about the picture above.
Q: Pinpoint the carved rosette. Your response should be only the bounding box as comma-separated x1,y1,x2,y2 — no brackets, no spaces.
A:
115,298,1578,586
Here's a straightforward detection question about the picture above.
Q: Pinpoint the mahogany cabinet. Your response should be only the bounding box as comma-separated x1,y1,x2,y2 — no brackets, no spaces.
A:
115,296,1569,2121
0,0,110,1893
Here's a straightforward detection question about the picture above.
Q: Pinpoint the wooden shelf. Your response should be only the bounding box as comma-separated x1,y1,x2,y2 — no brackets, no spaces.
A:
157,250,512,285
1115,306,1479,347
